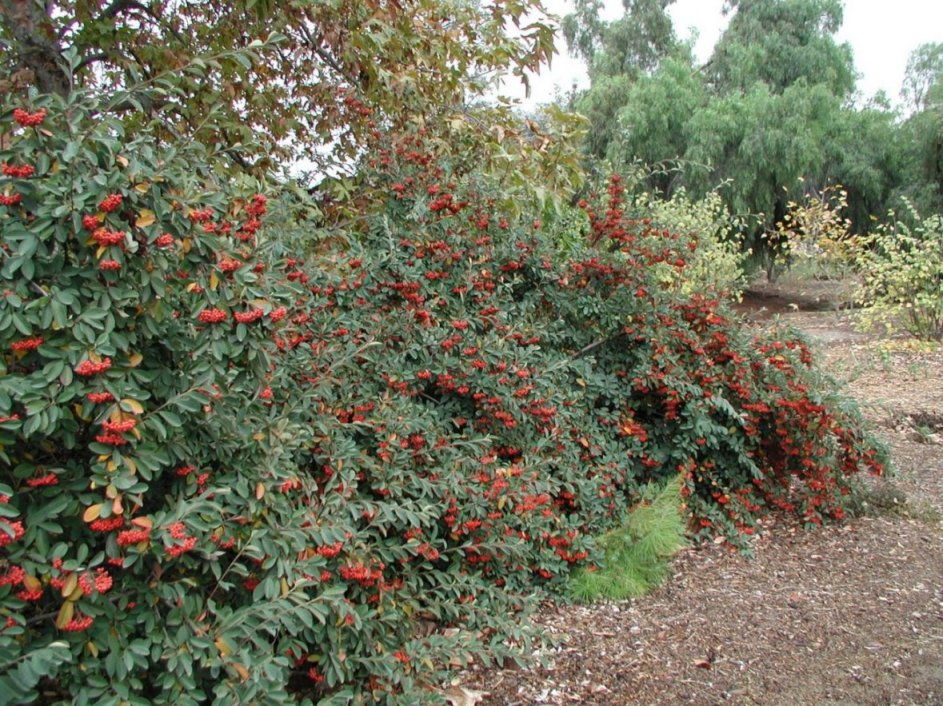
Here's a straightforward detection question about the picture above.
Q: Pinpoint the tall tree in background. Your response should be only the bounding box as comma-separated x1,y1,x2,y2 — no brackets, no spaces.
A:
687,0,855,244
607,54,705,194
827,98,908,231
902,42,943,114
684,80,843,232
708,0,854,97
567,0,920,260
899,42,943,213
563,0,681,157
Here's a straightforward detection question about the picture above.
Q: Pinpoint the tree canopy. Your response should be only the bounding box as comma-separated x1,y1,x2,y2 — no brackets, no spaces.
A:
565,0,940,248
708,0,855,97
0,0,558,171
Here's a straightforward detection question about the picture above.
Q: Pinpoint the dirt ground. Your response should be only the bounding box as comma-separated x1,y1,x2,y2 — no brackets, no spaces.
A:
462,281,943,706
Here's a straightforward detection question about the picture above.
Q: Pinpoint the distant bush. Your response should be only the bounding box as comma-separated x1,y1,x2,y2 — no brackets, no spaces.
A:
856,202,943,340
0,95,888,705
634,188,748,298
773,185,856,281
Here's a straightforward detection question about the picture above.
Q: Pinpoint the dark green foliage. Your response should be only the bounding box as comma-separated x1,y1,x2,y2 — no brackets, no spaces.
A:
0,93,888,704
708,0,855,97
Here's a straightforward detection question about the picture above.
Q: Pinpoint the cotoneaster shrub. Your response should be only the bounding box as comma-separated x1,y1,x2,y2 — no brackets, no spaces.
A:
0,92,342,705
1,93,889,706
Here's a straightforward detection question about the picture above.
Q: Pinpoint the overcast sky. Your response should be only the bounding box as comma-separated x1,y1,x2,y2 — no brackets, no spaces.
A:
505,0,943,109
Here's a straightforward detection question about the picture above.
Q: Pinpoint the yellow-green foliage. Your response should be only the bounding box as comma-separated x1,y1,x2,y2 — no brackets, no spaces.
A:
774,185,855,279
856,202,943,341
568,480,688,603
639,189,748,299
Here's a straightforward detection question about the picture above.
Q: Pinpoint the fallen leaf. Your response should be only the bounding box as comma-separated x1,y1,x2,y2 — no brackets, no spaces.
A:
440,685,487,706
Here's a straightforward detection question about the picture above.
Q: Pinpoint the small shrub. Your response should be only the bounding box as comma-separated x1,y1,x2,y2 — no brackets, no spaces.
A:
774,185,856,281
856,202,943,340
634,188,748,299
845,479,909,518
568,480,687,603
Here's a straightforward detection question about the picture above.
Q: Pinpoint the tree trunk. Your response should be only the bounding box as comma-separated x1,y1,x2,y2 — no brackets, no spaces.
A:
0,0,69,95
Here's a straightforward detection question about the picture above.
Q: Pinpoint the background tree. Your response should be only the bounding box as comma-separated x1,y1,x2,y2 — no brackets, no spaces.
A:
566,0,923,272
708,0,855,97
606,54,705,195
902,42,943,114
684,81,842,253
563,0,681,157
897,42,943,214
827,98,908,233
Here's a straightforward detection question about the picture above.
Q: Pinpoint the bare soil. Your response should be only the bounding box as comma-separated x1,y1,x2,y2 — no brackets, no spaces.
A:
462,280,943,706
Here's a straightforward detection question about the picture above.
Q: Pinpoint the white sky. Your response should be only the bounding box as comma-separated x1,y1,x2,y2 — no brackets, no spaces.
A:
505,0,943,109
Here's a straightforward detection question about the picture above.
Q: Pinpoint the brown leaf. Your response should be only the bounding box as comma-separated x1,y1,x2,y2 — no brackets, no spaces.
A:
694,658,712,669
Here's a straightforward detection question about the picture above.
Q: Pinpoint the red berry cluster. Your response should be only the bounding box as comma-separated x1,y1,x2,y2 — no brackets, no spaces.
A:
98,193,123,213
234,308,265,323
10,336,43,352
92,229,126,247
2,163,35,178
75,357,112,376
12,108,46,127
197,307,227,323
86,391,115,403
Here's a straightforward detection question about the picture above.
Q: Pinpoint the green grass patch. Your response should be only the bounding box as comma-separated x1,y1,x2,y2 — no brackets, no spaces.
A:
568,480,688,603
